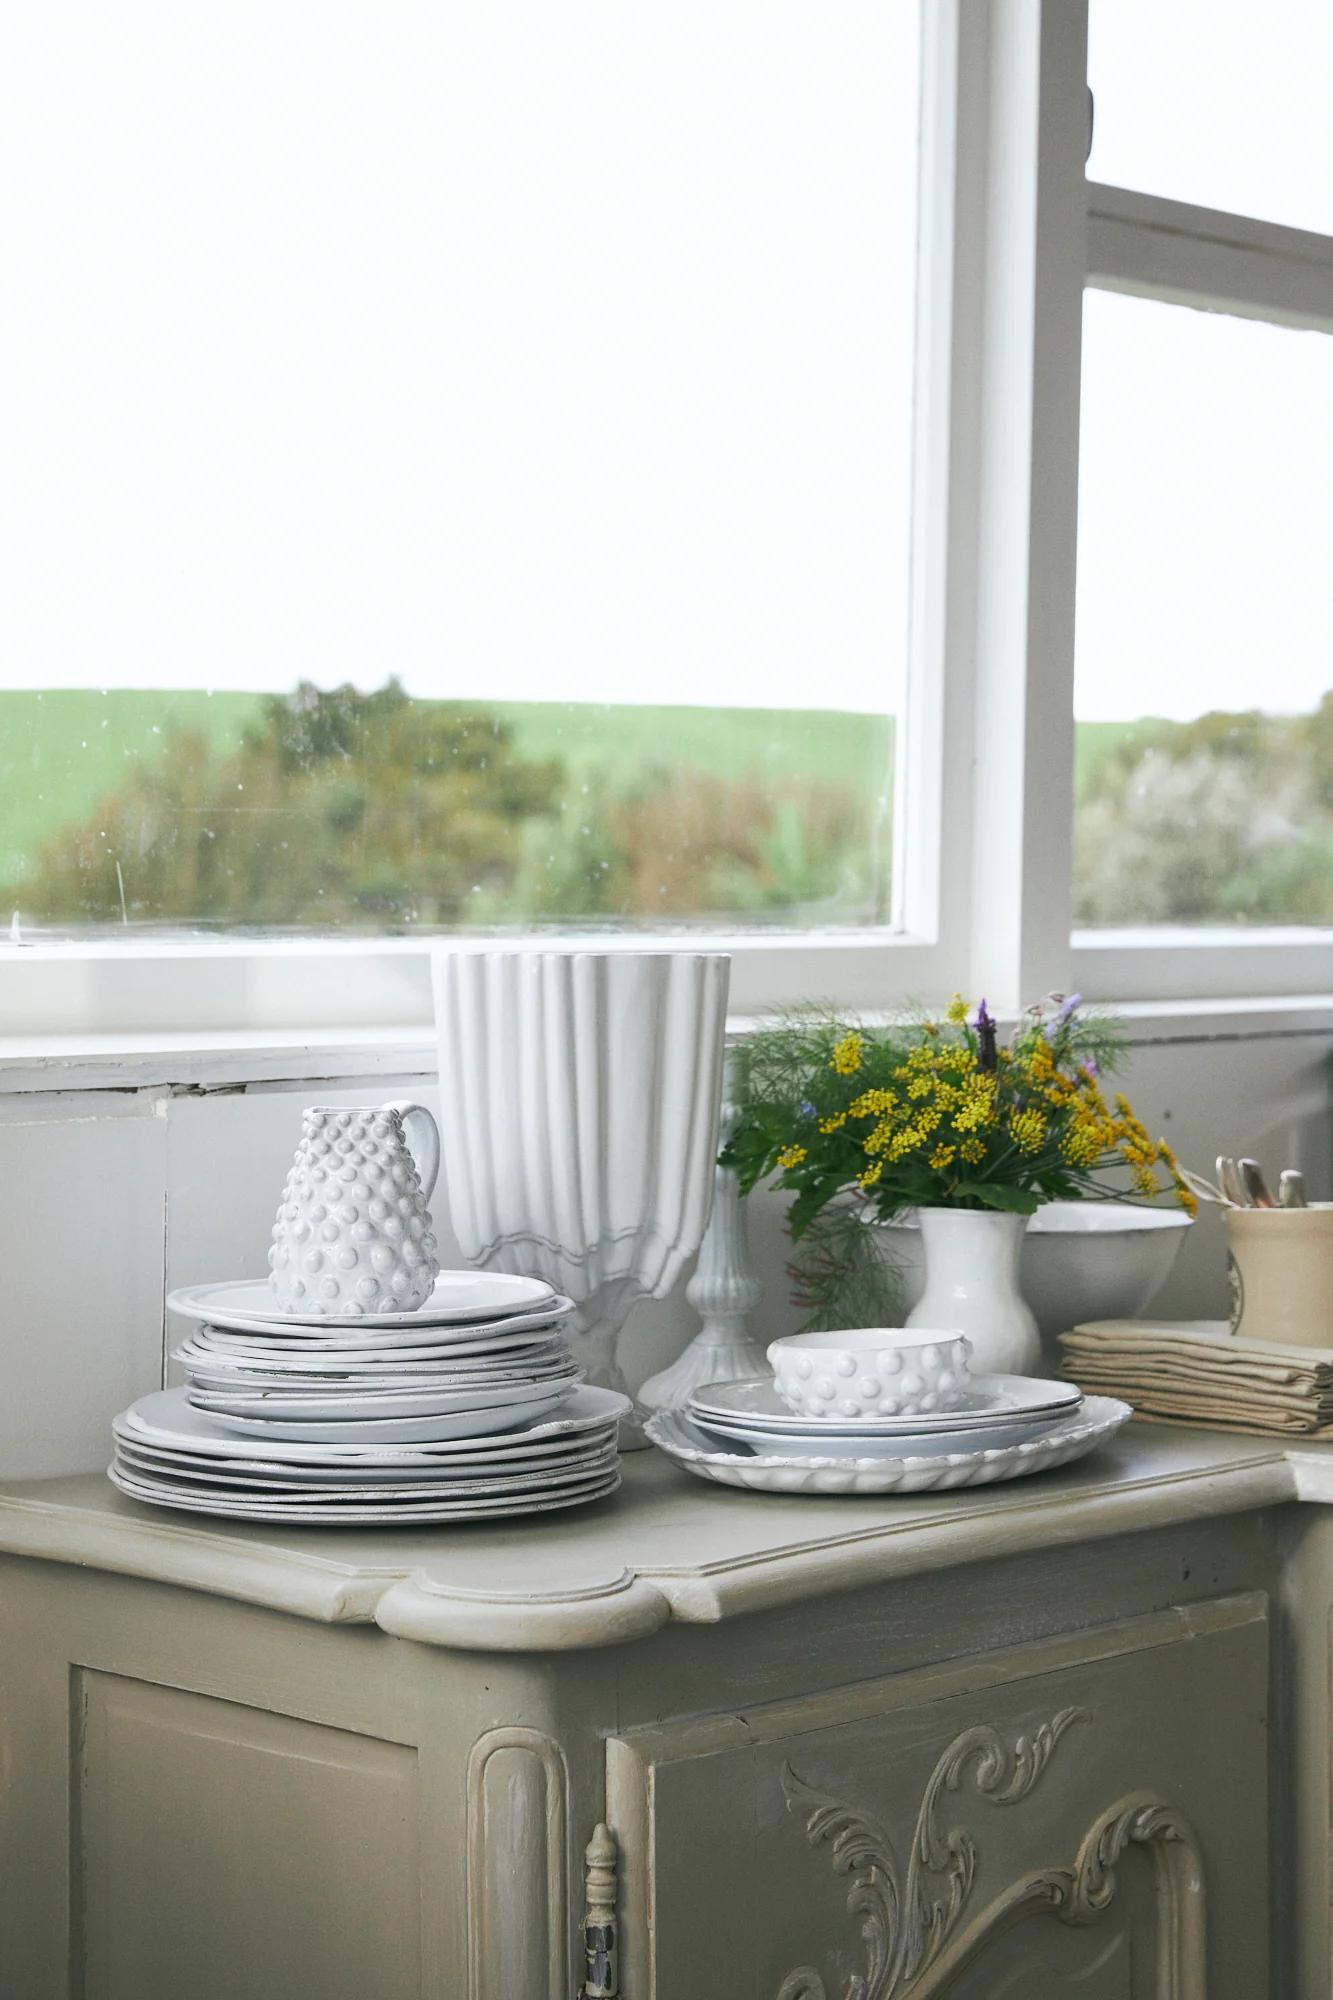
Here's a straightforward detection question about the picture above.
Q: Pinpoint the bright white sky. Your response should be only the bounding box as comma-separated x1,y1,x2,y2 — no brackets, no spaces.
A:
1,2,1328,725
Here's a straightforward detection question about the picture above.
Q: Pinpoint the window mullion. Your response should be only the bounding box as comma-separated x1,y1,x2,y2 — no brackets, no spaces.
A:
958,0,1088,1013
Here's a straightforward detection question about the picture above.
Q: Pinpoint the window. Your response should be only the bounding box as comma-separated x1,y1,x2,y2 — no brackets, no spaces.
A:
1,3,919,939
2,2,1329,1044
1074,293,1333,931
1088,0,1333,238
1079,0,1333,997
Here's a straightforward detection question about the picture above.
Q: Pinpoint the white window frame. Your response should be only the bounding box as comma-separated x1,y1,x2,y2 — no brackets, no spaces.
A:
0,0,1328,1051
1072,91,1333,1000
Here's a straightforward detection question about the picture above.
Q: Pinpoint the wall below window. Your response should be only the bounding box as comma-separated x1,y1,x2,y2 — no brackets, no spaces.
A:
0,1027,1328,1479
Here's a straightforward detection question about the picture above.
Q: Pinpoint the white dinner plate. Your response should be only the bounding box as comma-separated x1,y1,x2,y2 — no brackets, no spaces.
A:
186,1303,574,1354
179,1361,573,1397
113,1440,620,1497
167,1272,559,1333
113,1449,617,1502
174,1330,567,1373
114,1426,620,1486
647,1398,1132,1495
687,1374,1082,1434
109,1463,621,1524
691,1407,1075,1458
118,1386,629,1465
187,1371,582,1422
199,1384,573,1444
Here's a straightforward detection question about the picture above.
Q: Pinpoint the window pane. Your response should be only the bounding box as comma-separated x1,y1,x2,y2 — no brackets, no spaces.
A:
1089,0,1333,236
0,4,918,936
1074,291,1333,931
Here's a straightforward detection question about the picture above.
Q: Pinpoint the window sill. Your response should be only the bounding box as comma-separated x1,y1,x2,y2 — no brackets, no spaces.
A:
0,994,1327,1096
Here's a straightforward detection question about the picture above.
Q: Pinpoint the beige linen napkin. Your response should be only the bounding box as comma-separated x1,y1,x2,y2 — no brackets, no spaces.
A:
1059,1317,1333,1437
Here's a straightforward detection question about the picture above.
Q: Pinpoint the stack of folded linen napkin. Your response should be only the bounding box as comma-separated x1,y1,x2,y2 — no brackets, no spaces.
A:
1059,1318,1333,1437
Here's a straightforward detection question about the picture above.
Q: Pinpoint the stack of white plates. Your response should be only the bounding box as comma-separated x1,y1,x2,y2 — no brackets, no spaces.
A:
687,1375,1084,1457
108,1273,627,1523
110,1386,628,1523
643,1373,1131,1496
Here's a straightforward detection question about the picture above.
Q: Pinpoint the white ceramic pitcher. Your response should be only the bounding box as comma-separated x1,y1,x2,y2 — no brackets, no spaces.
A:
268,1101,441,1316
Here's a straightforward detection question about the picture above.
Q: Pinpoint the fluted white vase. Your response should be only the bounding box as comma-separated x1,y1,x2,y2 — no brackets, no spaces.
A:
431,949,730,1422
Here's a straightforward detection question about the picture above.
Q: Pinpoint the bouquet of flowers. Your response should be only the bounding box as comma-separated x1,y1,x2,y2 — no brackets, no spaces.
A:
724,995,1195,1328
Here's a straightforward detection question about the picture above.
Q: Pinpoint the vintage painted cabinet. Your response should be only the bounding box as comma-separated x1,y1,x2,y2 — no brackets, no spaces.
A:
2,1425,1328,1998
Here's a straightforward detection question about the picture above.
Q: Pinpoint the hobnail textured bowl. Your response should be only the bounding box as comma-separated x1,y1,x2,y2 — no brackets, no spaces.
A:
767,1327,972,1422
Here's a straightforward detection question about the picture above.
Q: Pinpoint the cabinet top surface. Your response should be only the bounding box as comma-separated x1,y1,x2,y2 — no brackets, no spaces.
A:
0,1424,1311,1653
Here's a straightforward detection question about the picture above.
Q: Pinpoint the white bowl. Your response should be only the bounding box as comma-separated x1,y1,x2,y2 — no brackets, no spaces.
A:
871,1201,1193,1349
767,1328,972,1422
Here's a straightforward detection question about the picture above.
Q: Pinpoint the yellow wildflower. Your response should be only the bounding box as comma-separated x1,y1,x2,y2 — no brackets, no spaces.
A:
946,993,969,1025
1008,1108,1047,1154
960,1136,986,1164
776,1144,807,1171
929,1143,957,1171
1061,1118,1103,1168
1131,1162,1159,1198
849,1087,895,1119
818,1112,847,1135
858,1161,883,1190
831,1032,864,1076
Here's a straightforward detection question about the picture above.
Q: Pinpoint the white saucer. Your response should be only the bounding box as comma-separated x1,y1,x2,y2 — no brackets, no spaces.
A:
688,1374,1081,1434
167,1272,559,1333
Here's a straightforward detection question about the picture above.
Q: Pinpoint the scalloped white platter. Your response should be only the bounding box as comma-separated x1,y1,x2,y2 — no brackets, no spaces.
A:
167,1272,560,1333
688,1374,1081,1434
646,1397,1132,1495
117,1386,628,1466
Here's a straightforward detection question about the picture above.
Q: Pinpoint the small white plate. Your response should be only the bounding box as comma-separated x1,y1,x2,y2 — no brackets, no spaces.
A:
109,1463,621,1524
647,1398,1132,1495
118,1386,629,1465
688,1374,1081,1434
188,1372,582,1422
167,1272,559,1333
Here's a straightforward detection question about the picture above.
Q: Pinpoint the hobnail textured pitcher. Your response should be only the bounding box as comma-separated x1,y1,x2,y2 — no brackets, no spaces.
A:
268,1102,441,1317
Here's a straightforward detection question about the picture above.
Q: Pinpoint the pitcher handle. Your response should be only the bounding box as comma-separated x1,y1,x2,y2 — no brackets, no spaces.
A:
386,1100,441,1204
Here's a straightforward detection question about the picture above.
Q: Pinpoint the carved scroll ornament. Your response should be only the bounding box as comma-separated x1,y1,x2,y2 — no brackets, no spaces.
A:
776,1708,1204,2000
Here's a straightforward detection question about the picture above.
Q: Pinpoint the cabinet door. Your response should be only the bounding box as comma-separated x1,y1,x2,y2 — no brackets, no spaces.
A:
607,1593,1267,2000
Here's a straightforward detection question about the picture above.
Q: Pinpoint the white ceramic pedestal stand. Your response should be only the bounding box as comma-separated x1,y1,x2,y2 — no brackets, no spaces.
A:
639,1054,767,1417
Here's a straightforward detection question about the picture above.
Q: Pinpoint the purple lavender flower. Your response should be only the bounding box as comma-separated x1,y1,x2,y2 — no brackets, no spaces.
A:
974,997,998,1073
1044,991,1083,1041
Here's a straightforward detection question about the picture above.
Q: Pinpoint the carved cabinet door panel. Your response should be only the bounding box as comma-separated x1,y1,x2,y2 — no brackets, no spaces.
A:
606,1593,1268,2000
